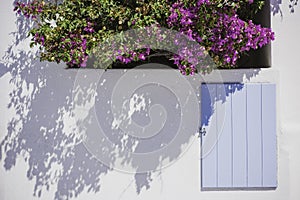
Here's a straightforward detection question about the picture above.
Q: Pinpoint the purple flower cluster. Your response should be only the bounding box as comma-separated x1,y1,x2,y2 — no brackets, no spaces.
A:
84,22,95,33
14,1,44,19
211,14,274,65
61,34,89,67
168,0,275,68
33,32,45,45
197,0,211,5
98,24,165,67
167,0,214,73
171,32,210,75
66,34,88,67
114,48,150,64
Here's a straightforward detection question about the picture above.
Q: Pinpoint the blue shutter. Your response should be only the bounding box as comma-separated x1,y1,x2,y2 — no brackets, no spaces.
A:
201,83,277,190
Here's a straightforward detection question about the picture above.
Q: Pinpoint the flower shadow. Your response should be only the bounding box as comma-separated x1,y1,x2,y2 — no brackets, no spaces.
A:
0,2,110,199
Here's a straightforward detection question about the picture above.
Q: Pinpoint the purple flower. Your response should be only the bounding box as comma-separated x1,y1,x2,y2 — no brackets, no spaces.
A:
40,36,45,45
81,38,87,50
197,0,211,6
138,53,146,60
80,55,88,67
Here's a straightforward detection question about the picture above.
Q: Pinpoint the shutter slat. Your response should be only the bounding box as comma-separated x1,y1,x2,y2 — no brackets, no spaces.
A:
201,84,218,188
232,83,248,188
246,84,263,187
217,84,232,187
262,84,277,187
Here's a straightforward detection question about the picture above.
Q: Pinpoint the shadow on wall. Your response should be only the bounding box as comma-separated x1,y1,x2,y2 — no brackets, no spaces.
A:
0,1,109,199
201,83,244,128
271,0,298,16
0,1,262,200
0,39,110,199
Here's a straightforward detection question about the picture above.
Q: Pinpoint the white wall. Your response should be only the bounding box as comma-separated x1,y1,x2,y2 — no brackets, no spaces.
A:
0,1,299,200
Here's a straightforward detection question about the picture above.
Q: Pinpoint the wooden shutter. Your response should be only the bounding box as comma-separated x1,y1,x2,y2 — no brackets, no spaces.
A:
201,83,277,190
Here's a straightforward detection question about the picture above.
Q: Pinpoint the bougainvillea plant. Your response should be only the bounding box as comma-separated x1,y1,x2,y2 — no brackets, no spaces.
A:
14,0,274,75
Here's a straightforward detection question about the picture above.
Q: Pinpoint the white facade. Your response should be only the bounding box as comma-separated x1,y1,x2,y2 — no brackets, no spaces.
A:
1,1,300,200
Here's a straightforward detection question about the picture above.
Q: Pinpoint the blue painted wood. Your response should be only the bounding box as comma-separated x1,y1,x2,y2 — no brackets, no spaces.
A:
201,84,218,188
261,84,277,187
246,84,263,187
201,83,277,190
232,83,247,188
217,84,232,187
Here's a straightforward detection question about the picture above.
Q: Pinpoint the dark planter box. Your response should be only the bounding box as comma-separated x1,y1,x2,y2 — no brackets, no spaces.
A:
83,52,177,69
237,0,271,68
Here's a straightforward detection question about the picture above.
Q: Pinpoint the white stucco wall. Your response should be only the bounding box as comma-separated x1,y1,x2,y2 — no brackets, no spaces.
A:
0,1,299,200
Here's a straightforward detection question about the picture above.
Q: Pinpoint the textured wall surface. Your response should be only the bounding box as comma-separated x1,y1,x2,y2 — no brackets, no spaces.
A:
1,1,300,200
